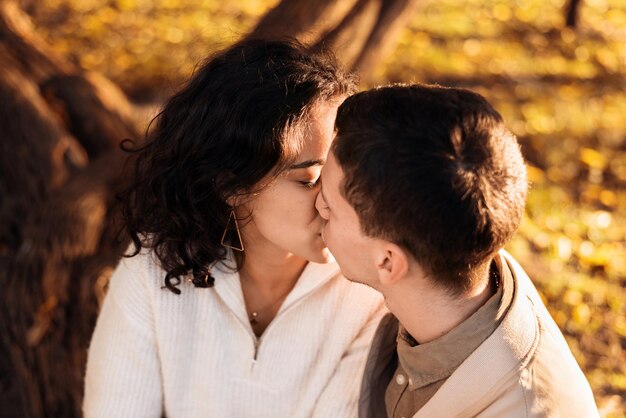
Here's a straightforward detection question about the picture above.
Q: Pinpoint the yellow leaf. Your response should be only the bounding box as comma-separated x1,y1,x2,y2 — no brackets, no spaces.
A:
526,165,545,183
572,304,591,325
599,190,617,207
564,289,582,306
580,148,607,169
557,237,573,260
492,4,512,21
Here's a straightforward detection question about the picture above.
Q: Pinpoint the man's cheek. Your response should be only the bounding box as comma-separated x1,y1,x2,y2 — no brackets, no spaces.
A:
325,229,338,250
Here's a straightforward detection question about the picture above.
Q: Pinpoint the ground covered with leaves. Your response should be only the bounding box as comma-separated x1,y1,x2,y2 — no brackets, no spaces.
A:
29,0,626,416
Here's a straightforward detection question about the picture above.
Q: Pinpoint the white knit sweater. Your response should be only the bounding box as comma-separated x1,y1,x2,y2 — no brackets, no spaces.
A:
83,250,386,418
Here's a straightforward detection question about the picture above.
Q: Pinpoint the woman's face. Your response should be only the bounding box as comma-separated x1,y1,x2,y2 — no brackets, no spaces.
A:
237,101,340,264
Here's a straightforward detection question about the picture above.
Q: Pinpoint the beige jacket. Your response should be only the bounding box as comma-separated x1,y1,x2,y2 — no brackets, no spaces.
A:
360,251,599,418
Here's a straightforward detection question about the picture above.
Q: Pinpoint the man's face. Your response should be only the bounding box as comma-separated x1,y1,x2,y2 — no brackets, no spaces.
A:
315,151,381,287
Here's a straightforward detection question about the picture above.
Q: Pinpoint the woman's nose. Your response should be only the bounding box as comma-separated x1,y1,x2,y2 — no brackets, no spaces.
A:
315,191,329,220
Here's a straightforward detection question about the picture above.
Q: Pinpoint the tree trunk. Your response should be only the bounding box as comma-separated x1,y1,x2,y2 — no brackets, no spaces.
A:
0,1,72,83
311,0,383,69
0,2,137,416
247,0,358,45
351,0,421,81
565,0,582,28
248,0,420,83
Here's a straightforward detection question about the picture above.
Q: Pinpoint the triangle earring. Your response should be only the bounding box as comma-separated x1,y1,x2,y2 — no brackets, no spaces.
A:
221,210,244,251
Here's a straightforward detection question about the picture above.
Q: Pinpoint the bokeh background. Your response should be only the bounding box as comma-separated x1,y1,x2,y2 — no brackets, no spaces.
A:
1,0,625,416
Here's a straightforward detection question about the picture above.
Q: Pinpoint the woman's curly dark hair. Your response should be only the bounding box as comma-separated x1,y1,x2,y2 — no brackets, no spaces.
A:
120,39,357,294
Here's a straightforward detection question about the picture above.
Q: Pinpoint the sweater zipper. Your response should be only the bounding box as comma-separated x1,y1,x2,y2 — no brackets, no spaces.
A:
250,277,330,364
253,339,260,361
218,271,336,368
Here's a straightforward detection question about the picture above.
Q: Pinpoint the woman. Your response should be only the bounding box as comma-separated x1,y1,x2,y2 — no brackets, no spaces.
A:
83,39,385,418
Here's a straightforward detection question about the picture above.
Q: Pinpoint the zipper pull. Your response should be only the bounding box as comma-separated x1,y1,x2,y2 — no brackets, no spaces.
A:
251,339,259,371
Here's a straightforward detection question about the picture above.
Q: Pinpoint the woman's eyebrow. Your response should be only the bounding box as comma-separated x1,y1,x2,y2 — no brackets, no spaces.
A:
289,159,325,169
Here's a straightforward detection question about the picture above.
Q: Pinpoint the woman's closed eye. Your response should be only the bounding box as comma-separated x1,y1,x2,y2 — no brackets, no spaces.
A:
299,178,321,190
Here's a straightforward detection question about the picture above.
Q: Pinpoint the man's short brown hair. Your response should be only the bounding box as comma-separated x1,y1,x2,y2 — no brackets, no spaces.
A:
333,84,528,295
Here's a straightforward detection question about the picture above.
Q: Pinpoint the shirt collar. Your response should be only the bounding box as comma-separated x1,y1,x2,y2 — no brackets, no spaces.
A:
396,257,515,390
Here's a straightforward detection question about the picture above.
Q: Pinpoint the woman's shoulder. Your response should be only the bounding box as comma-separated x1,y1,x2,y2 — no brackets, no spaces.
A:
121,244,163,275
106,245,168,296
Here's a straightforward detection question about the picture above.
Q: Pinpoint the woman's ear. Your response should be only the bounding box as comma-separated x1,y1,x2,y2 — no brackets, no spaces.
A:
214,171,247,206
375,242,409,286
225,194,241,208
220,186,247,209
226,189,258,209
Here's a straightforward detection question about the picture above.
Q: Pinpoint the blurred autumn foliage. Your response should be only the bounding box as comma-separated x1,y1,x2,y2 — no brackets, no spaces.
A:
3,0,626,416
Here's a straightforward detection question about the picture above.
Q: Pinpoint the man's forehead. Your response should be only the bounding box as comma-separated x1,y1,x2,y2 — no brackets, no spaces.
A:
321,153,344,202
322,152,338,183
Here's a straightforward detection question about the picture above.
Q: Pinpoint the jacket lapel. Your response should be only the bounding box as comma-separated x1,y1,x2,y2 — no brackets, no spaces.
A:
413,252,541,418
359,313,399,418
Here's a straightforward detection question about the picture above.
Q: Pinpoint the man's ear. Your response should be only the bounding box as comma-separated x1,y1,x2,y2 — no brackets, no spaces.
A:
374,242,409,286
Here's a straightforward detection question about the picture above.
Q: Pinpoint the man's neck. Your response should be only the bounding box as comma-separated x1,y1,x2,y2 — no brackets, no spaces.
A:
383,269,495,344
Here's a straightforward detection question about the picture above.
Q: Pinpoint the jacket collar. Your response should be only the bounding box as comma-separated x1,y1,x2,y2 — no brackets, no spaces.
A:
359,313,399,418
414,250,541,418
397,258,512,391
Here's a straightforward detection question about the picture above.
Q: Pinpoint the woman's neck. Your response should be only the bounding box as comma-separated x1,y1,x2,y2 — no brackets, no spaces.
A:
237,242,308,337
238,247,307,292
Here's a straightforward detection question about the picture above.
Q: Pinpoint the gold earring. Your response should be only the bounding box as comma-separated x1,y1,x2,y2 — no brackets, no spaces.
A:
221,210,244,251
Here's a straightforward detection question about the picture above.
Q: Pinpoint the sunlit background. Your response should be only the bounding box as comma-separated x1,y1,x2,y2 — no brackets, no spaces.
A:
19,0,626,416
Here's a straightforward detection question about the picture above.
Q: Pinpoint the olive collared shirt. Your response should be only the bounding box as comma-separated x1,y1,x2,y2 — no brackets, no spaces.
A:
363,258,515,418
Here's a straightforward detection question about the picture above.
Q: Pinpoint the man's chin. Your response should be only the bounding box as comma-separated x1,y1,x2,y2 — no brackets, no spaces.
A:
315,247,335,264
305,246,335,264
343,276,379,292
342,274,364,284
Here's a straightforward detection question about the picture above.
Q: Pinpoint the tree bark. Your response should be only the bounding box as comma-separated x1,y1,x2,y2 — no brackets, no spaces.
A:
41,73,138,159
0,50,86,248
247,0,358,45
565,0,582,28
311,0,383,69
0,1,72,83
0,2,137,416
351,0,421,80
248,0,420,83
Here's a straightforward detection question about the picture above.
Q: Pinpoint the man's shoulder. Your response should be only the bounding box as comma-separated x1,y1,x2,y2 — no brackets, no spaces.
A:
493,251,599,416
482,314,599,417
413,252,598,417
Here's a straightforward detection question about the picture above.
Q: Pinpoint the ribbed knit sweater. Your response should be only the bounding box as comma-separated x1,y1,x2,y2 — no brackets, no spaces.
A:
83,249,386,418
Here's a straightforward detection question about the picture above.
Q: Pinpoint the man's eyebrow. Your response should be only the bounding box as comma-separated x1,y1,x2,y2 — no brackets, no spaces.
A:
289,159,325,169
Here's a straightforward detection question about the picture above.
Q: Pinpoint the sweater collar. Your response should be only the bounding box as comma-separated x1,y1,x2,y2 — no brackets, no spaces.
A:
210,253,340,326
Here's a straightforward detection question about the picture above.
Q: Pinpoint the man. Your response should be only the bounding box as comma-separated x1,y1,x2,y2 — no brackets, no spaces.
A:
316,84,598,417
